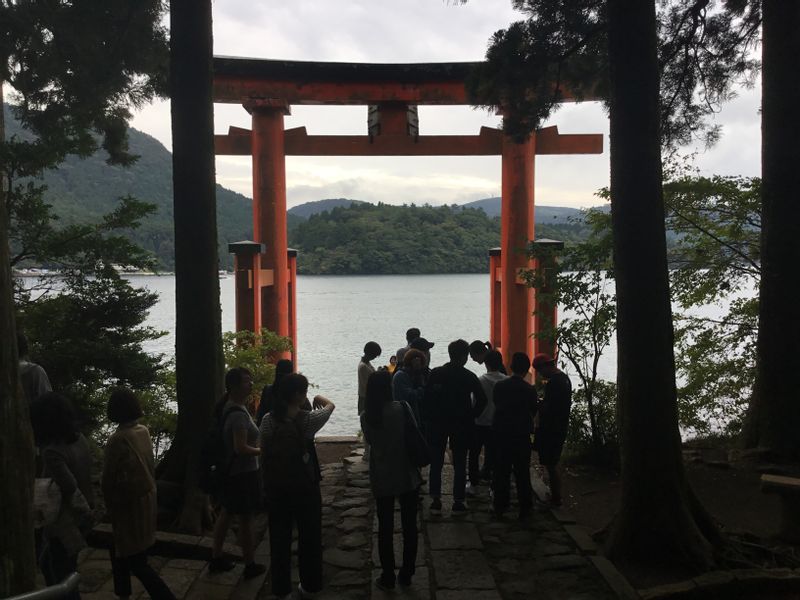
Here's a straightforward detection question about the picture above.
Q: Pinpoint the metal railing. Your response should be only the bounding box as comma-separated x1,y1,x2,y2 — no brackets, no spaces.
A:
4,573,80,600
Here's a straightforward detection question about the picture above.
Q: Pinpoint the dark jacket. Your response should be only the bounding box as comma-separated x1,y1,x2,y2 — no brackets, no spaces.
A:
537,371,573,439
492,375,538,438
423,362,487,430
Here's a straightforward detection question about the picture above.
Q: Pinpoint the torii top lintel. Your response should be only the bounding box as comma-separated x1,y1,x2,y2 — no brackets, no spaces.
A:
213,56,599,106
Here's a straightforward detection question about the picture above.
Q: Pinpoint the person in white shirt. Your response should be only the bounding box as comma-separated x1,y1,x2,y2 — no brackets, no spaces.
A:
468,350,508,492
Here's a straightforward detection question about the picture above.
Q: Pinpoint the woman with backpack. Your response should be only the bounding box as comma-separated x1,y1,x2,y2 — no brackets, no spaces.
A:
30,392,95,600
260,373,335,600
209,367,265,579
361,370,421,591
102,388,175,600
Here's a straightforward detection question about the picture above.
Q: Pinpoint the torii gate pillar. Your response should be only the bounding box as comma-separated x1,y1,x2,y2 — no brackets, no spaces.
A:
499,134,536,361
246,99,293,357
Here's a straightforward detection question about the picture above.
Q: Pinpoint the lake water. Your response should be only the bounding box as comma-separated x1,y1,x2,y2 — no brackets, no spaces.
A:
135,273,515,436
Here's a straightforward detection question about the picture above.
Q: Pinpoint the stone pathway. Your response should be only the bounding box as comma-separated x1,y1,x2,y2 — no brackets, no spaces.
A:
74,443,616,599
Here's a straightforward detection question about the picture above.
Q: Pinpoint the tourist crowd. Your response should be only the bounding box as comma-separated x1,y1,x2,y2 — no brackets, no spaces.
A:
19,325,572,600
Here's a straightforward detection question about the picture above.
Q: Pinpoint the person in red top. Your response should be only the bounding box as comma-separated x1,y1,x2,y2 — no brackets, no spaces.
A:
532,353,573,507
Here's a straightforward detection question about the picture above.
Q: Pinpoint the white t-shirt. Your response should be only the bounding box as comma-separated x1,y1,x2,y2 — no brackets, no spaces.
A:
476,371,509,426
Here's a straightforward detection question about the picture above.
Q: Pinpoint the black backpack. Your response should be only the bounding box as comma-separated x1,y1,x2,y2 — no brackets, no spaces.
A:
262,414,316,500
198,405,247,495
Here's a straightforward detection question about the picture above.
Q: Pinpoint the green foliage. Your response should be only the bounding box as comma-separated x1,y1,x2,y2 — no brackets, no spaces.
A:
564,380,619,465
470,1,760,148
290,201,589,275
222,329,294,407
666,175,760,435
0,0,168,165
526,209,618,458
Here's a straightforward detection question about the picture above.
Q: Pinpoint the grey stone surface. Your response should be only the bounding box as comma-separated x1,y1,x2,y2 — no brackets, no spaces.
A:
370,534,426,567
431,550,496,590
329,570,370,587
340,506,370,518
77,560,114,592
428,522,484,550
564,524,598,554
339,517,370,532
338,531,369,549
371,567,430,600
323,548,365,570
163,558,207,571
536,553,588,571
159,567,196,597
436,591,502,600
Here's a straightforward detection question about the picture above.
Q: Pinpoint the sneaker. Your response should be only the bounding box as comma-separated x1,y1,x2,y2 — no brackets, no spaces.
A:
465,482,476,497
298,583,318,598
430,498,442,514
452,500,468,514
375,576,396,591
242,562,266,579
398,571,413,587
208,557,236,573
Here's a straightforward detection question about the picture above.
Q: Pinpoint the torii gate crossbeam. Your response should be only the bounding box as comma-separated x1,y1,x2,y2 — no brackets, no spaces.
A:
213,57,603,367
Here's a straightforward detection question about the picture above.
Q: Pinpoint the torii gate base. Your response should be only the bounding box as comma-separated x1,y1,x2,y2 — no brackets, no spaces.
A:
213,58,602,368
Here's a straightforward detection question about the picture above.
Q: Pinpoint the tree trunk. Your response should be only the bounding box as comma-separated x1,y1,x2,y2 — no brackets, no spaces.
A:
743,1,800,461
0,83,37,596
160,0,224,533
604,0,718,568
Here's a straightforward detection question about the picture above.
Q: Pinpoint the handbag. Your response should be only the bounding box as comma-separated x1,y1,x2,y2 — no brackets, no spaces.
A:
33,477,62,529
401,401,431,468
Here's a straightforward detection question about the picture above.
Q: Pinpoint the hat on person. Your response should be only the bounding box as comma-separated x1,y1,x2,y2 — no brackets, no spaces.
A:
409,337,435,351
532,353,556,369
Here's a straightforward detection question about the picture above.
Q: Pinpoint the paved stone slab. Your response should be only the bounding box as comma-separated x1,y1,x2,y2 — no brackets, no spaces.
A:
431,550,496,590
370,534,426,568
339,517,370,533
564,524,598,554
333,497,370,509
78,559,114,592
536,553,588,571
163,558,207,572
158,567,196,597
428,522,483,550
338,531,369,550
329,569,370,588
322,548,365,570
340,506,370,518
436,590,502,600
185,579,233,600
371,567,430,600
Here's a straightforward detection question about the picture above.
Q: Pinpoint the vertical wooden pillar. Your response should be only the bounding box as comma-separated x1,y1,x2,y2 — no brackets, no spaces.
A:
500,134,536,365
531,238,564,359
229,241,264,333
287,248,298,362
488,248,502,351
246,99,291,341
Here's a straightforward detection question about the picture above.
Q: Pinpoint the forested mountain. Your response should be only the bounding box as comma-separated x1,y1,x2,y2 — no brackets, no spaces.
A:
5,105,594,274
290,202,590,274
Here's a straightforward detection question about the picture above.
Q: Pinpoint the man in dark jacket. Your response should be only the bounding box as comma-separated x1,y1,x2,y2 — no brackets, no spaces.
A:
423,339,487,514
491,352,538,519
532,353,572,507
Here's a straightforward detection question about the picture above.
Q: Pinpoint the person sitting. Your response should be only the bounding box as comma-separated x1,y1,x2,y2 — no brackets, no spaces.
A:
387,355,397,374
362,370,421,591
102,388,176,600
260,373,335,600
30,392,95,599
491,352,538,520
209,367,265,578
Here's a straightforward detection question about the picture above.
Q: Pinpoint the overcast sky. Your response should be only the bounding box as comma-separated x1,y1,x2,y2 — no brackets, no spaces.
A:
129,0,761,209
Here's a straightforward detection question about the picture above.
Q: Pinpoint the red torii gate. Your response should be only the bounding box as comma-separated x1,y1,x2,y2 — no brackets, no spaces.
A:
213,57,602,366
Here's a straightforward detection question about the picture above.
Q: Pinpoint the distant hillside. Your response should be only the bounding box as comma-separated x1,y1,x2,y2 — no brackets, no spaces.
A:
462,197,595,223
288,198,366,219
4,104,251,270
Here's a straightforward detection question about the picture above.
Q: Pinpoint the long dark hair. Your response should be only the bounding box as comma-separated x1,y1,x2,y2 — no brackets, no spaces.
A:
272,373,309,420
364,370,393,428
30,392,79,446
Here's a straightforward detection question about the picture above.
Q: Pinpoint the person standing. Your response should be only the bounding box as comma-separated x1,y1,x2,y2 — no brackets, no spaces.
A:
210,368,265,578
18,332,52,402
532,353,573,507
492,352,538,520
362,370,421,591
261,374,335,600
391,348,427,427
256,358,293,426
30,392,95,600
423,339,487,514
395,327,420,367
358,341,381,415
103,388,176,600
469,350,508,489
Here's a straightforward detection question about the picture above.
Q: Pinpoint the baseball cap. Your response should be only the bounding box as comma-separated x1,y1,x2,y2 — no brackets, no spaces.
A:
532,353,556,369
409,337,435,351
